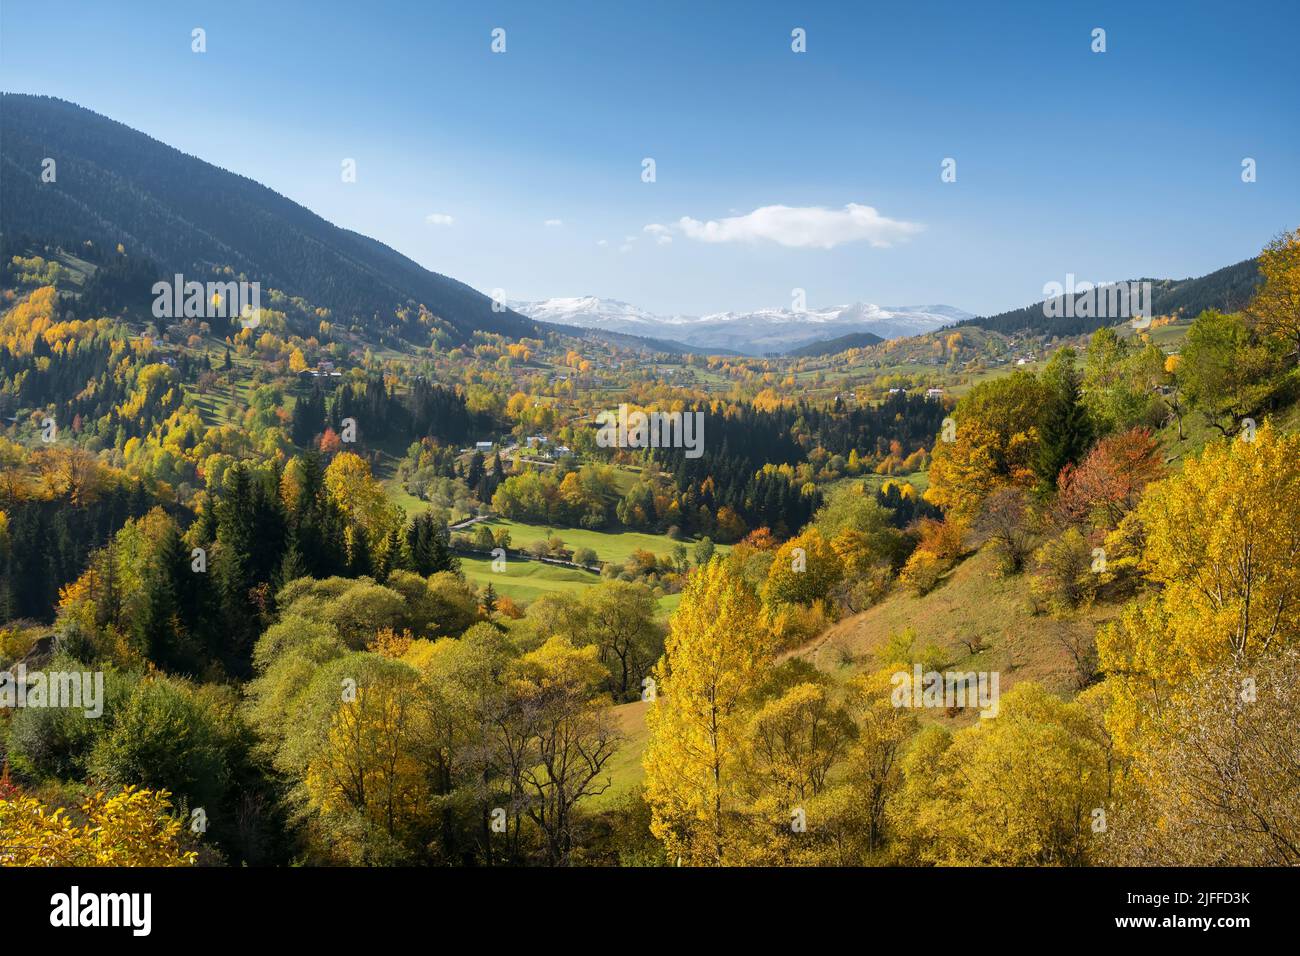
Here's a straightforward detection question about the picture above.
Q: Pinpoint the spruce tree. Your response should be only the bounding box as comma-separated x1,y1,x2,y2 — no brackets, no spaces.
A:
1036,348,1094,490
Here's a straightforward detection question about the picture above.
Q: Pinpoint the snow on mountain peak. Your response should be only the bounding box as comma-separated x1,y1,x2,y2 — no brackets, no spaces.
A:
509,296,973,354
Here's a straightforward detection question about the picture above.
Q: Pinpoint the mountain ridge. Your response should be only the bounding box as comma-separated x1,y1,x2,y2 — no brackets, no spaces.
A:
956,258,1262,337
511,295,972,355
0,93,537,344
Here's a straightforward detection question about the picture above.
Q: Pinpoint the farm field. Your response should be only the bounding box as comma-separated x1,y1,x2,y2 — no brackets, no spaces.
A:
466,517,723,568
459,554,597,603
459,554,681,617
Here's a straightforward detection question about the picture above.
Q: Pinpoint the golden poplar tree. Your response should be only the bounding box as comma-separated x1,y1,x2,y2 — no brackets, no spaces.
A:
642,559,773,865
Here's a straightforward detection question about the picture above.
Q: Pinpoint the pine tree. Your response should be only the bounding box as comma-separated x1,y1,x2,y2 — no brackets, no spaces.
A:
276,537,307,591
430,533,460,575
213,464,270,672
405,511,435,574
291,384,326,447
1036,356,1093,490
1036,386,1092,490
375,525,403,582
137,520,184,667
347,525,373,579
466,451,486,489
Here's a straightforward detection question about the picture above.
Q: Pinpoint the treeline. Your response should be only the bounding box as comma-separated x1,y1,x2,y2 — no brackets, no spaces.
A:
0,457,154,621
490,393,943,539
51,450,457,678
290,375,485,450
961,257,1263,337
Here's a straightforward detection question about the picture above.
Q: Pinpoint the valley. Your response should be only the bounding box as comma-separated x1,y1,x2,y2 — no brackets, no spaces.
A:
1,92,1297,877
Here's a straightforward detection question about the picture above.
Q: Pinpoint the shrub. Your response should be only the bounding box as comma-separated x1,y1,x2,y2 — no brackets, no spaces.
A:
976,486,1035,575
1030,528,1099,614
765,600,832,651
880,626,946,672
899,549,946,596
916,515,968,563
88,677,231,815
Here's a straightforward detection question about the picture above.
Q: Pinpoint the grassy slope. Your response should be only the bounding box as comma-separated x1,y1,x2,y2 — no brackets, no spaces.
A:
587,700,651,811
795,545,1119,723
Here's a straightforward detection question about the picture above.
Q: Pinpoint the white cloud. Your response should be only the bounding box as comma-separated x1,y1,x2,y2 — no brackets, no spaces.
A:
544,219,564,227
671,203,922,249
596,239,608,247
425,213,455,226
644,223,673,245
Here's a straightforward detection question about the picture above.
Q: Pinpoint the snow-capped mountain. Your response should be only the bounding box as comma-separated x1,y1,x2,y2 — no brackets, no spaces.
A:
510,296,973,354
508,296,674,332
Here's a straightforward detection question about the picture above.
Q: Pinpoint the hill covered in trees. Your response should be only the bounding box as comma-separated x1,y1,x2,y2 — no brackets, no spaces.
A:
786,331,885,357
0,94,536,345
961,257,1263,338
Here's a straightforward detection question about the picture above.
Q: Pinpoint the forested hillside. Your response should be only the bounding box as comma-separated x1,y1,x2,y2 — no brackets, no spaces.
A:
0,94,536,344
962,258,1263,337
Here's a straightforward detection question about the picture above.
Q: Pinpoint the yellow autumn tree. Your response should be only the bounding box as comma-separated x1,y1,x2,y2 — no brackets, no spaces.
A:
740,679,853,819
324,451,402,549
1246,227,1300,366
0,786,197,866
762,527,843,607
643,559,774,865
304,667,431,864
1097,421,1300,753
889,682,1112,866
925,372,1046,520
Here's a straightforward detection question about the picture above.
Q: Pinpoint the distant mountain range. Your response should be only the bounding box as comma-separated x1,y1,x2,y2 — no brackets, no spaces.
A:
0,94,537,344
510,296,972,355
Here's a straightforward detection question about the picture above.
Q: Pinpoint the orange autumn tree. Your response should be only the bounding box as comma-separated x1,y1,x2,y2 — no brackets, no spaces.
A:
925,371,1048,521
1056,426,1165,530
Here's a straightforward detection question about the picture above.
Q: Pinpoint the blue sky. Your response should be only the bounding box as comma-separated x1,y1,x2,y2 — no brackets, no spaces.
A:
3,0,1298,316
